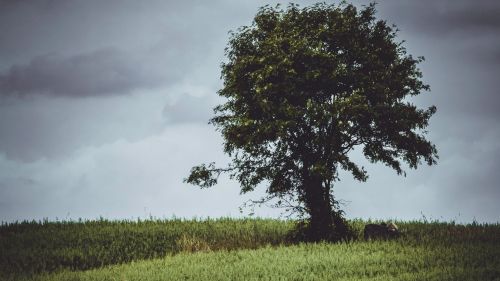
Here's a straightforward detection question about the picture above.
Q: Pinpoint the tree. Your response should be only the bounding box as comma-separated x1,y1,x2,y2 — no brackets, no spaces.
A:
185,2,438,241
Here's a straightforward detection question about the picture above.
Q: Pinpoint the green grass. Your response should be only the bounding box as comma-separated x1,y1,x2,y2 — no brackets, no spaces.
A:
0,218,294,276
1,218,500,280
31,240,500,281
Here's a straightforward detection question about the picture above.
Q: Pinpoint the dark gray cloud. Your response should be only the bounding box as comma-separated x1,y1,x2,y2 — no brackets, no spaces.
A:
378,0,500,36
371,0,500,123
378,0,500,69
0,0,239,98
0,48,163,97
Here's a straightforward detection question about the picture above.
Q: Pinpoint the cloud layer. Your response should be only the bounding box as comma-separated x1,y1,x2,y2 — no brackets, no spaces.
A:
0,48,164,97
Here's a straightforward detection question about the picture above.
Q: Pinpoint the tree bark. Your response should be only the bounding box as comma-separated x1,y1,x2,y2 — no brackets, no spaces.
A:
302,174,335,241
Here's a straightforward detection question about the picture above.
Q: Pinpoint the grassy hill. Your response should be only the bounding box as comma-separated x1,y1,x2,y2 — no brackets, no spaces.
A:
1,218,499,280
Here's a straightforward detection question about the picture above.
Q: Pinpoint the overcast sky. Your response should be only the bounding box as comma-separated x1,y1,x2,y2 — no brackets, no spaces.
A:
0,0,498,224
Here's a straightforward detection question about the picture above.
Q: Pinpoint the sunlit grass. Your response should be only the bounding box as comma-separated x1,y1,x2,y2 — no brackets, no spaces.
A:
29,238,500,281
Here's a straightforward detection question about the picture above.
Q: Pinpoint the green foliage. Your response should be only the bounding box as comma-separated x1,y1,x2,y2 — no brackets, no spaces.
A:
0,218,294,277
188,1,437,189
10,220,500,281
186,2,438,241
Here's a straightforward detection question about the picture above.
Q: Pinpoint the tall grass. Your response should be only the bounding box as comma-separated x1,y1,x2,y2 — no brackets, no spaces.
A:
0,217,294,276
1,218,499,280
32,239,500,281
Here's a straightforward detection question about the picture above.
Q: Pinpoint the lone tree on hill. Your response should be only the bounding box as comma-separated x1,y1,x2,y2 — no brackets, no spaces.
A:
185,2,437,241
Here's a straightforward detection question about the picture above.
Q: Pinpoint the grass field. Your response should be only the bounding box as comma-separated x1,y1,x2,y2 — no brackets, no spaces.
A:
1,218,499,280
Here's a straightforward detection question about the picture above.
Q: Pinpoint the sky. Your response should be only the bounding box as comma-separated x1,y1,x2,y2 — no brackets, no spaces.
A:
0,0,499,223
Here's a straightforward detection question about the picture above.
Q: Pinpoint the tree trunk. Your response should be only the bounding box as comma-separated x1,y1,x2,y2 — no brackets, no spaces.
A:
303,175,335,241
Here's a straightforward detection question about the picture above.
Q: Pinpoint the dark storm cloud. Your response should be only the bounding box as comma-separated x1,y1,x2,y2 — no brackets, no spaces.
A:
380,0,500,36
373,0,500,122
0,48,163,97
0,0,235,98
377,0,500,72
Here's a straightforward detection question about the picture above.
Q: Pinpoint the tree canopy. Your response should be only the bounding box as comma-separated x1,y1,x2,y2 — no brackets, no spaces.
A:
186,2,437,241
